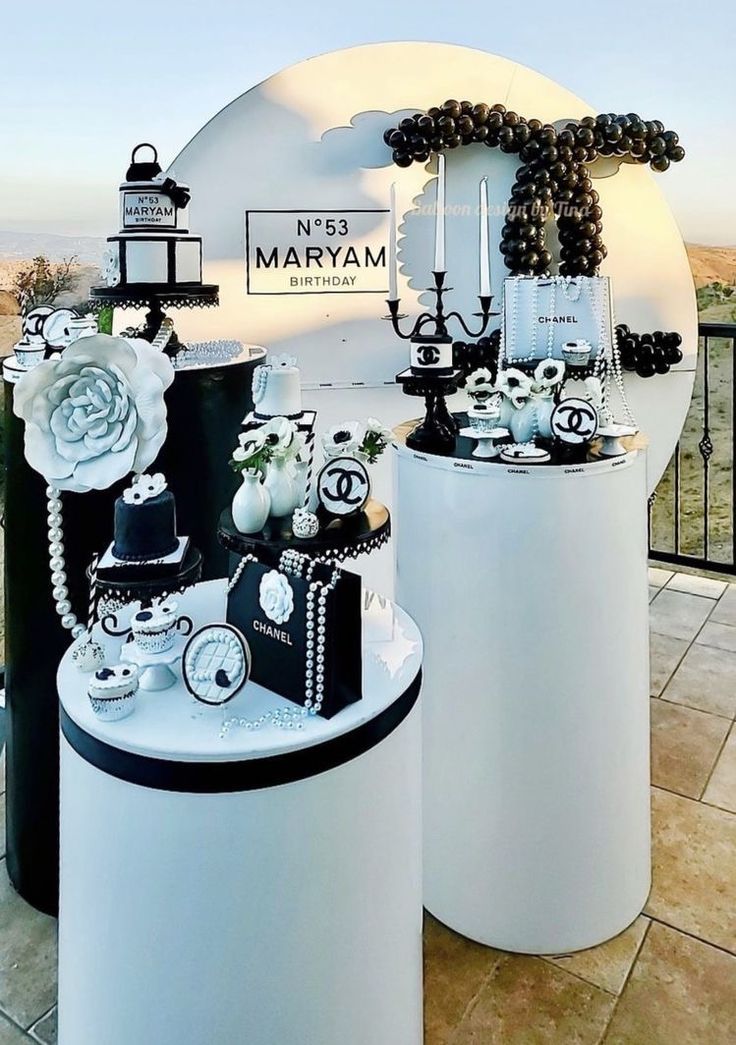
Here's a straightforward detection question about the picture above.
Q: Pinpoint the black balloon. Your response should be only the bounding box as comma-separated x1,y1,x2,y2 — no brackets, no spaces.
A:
384,104,684,277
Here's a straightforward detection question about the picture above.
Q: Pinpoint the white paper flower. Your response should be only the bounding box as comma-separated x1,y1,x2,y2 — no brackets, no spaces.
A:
323,420,365,458
496,367,533,409
102,248,120,288
533,359,566,392
123,472,167,504
13,334,174,493
259,570,295,625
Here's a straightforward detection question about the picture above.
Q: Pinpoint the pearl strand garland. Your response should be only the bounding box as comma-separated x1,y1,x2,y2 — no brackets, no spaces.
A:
304,565,340,715
588,281,636,427
560,276,583,303
46,486,86,641
607,293,636,427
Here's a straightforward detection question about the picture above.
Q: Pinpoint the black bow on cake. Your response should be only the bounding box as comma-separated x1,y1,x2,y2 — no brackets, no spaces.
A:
160,177,191,209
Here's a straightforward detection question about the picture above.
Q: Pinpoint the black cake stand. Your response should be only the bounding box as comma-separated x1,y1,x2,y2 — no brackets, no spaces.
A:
218,500,391,566
396,368,462,455
90,545,204,614
89,284,219,355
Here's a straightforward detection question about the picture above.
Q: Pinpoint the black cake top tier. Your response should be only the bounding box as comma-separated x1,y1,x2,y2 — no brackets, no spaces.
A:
112,488,178,562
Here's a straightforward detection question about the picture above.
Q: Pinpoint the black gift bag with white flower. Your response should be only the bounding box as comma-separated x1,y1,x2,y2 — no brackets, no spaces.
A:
226,555,362,718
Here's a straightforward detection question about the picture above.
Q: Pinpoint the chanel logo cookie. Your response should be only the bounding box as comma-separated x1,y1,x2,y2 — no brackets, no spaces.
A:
317,456,370,516
551,398,599,444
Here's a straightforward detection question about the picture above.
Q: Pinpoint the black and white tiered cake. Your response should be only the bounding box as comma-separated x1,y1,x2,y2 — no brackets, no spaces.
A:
101,144,204,291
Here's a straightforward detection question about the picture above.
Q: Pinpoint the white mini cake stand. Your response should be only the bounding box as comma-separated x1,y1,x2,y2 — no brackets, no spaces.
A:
120,636,185,690
458,426,510,459
598,423,639,457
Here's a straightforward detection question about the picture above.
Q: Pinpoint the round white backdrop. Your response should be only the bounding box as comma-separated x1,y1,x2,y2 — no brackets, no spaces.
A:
169,41,696,491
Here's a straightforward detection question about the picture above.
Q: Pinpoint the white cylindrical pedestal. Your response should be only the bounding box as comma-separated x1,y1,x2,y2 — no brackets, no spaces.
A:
394,444,650,954
58,582,423,1045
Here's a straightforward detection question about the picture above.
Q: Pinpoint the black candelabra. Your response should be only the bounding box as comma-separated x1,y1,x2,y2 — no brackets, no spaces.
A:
388,270,497,454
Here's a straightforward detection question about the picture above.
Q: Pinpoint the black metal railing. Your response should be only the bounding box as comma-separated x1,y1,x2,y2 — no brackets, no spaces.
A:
649,322,736,575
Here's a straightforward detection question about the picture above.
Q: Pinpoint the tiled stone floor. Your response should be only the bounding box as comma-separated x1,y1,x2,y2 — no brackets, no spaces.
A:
1,568,736,1043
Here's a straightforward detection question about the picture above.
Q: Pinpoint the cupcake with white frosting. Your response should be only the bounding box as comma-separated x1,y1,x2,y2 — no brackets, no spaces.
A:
131,599,178,653
88,664,139,721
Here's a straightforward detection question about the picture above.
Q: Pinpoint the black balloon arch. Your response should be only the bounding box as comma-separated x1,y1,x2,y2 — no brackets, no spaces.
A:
384,102,685,378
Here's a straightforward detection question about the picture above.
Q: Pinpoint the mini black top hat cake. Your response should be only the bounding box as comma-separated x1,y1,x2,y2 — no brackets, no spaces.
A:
112,473,178,562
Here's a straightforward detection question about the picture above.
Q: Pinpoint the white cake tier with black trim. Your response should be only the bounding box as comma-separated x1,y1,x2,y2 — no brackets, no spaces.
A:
410,336,454,376
107,234,202,288
119,181,190,234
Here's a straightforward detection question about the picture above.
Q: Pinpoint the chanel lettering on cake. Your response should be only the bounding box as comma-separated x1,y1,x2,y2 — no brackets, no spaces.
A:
245,210,388,295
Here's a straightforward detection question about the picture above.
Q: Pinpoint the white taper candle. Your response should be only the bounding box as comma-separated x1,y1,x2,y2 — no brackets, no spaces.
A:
434,153,446,272
479,177,491,297
388,182,398,299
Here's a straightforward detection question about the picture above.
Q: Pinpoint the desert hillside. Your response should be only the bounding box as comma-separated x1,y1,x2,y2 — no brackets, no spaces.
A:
686,244,736,289
0,259,100,356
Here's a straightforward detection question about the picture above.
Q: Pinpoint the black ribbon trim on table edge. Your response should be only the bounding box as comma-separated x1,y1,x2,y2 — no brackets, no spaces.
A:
60,669,421,794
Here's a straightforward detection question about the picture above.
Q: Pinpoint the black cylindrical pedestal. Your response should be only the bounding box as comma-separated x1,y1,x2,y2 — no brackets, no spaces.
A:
3,349,261,914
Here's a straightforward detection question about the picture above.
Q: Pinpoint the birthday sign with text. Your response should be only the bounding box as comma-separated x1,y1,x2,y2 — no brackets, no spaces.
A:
245,209,388,295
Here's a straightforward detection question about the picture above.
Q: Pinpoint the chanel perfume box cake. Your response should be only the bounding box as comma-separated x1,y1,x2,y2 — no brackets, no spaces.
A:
101,143,205,291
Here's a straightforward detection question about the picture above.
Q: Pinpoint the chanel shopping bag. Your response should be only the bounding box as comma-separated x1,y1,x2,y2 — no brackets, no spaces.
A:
502,275,613,362
226,556,362,718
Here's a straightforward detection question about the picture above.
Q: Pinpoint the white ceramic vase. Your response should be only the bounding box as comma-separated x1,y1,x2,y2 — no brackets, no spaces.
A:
535,395,555,439
292,460,309,511
232,471,271,534
510,400,538,443
498,396,516,430
264,458,297,518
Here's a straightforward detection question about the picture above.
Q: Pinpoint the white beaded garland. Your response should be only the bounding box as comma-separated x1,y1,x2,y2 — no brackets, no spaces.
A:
44,486,82,639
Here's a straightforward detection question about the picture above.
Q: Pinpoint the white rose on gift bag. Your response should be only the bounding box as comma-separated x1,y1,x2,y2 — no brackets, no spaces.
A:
12,334,174,493
259,570,295,625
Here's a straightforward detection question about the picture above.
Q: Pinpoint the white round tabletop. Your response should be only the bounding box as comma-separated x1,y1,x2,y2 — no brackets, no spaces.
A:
58,579,422,765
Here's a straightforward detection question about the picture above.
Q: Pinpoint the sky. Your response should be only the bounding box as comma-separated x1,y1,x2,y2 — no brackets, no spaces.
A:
0,0,733,245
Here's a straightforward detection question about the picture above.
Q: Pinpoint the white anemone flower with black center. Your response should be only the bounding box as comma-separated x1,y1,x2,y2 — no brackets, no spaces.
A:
233,428,267,464
496,367,533,409
260,417,296,455
466,367,495,402
532,359,566,394
322,420,366,458
365,417,393,442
